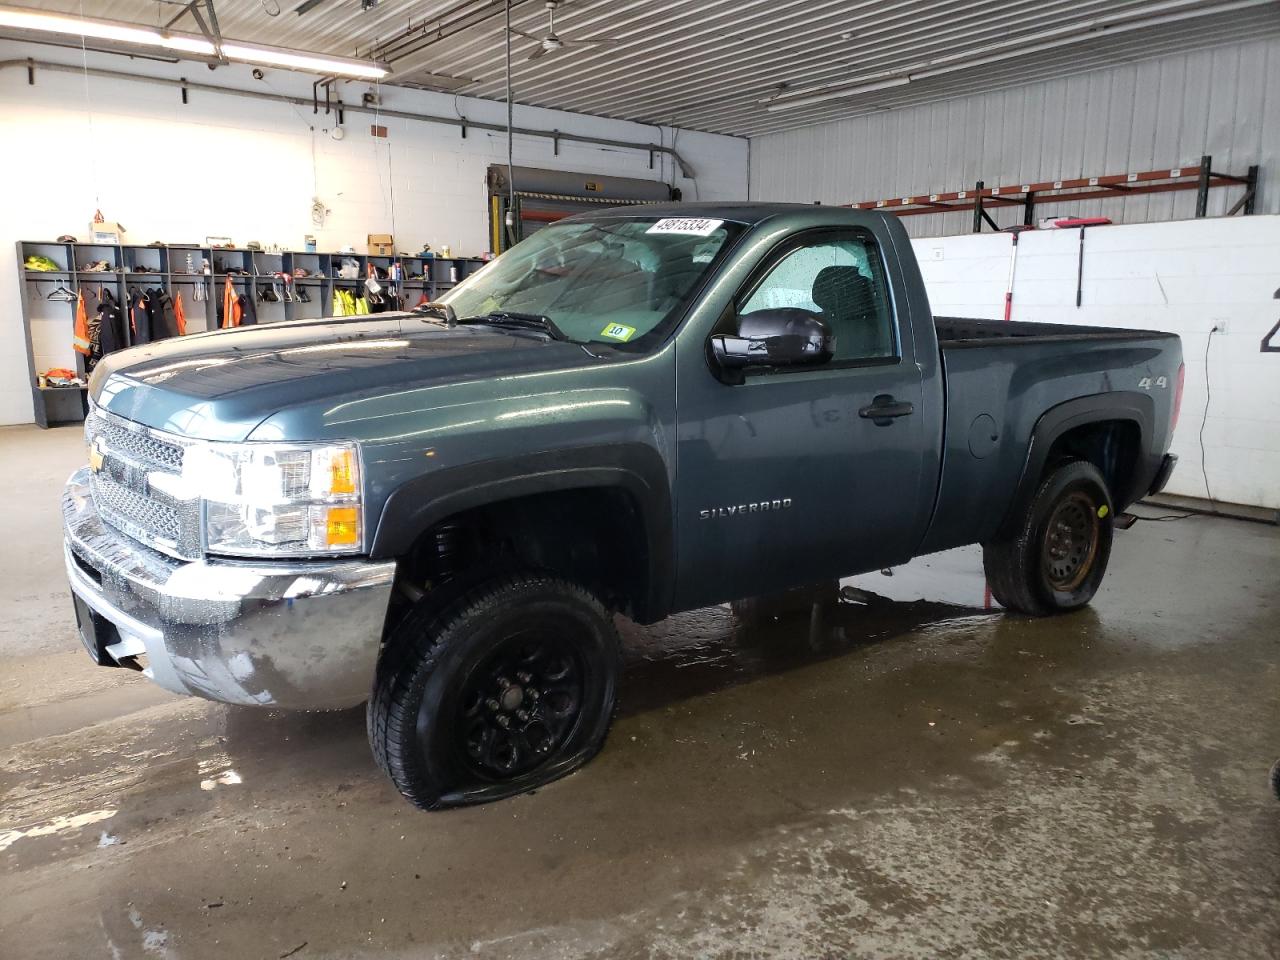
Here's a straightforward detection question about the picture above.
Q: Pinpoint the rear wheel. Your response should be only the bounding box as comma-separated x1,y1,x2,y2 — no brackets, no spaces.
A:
368,572,620,810
983,459,1114,616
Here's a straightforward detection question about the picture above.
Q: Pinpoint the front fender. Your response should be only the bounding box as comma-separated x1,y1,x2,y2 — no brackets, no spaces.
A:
369,443,674,620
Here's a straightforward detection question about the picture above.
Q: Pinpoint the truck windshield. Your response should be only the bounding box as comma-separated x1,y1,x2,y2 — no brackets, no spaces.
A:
439,216,744,350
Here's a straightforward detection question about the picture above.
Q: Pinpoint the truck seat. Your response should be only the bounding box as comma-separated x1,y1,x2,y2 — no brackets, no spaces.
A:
812,265,890,358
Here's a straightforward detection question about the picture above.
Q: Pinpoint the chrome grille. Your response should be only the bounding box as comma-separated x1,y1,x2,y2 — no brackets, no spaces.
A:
85,408,201,561
85,411,184,472
92,471,181,543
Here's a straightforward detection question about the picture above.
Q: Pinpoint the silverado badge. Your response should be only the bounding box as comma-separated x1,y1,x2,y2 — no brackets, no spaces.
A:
699,498,793,519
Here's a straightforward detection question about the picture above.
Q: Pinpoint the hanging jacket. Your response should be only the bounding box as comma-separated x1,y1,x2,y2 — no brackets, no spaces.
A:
333,288,357,317
219,276,242,329
145,287,166,339
128,287,152,345
174,292,187,336
73,291,91,357
220,276,234,328
94,289,126,366
236,292,258,326
150,288,179,340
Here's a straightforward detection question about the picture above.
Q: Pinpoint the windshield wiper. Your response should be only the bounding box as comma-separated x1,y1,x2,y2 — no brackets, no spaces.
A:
457,311,568,341
411,300,457,325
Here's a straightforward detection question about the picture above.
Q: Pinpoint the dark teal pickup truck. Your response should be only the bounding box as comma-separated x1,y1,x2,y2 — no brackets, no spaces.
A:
63,203,1183,809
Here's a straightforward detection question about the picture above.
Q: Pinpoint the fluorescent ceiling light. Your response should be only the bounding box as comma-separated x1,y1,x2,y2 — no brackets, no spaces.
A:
219,42,388,80
763,0,1272,113
0,5,388,79
0,7,215,54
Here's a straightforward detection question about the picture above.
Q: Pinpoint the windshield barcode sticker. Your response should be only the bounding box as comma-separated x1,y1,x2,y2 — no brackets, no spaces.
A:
646,217,724,236
600,322,637,341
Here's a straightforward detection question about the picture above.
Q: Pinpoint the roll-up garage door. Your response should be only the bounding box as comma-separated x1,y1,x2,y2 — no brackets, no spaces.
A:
487,165,675,252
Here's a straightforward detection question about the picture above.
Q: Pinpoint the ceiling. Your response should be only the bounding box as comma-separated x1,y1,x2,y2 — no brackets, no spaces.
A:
5,0,1280,137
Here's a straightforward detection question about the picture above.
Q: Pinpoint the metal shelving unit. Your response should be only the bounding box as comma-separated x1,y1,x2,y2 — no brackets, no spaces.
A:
848,155,1260,231
17,239,487,428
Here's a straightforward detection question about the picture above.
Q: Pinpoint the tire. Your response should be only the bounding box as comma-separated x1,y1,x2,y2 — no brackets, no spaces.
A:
368,572,620,810
983,459,1114,616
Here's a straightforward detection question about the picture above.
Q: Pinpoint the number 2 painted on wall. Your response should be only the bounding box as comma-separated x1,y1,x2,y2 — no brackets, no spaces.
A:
1262,286,1280,353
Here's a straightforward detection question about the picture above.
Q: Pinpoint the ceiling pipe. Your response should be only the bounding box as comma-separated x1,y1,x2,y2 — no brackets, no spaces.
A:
366,0,538,64
0,56,696,177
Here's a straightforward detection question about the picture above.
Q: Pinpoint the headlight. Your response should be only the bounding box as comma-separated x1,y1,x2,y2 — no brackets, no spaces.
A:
187,441,364,558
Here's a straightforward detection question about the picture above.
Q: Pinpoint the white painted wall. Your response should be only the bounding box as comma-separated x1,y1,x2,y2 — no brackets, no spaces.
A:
751,36,1280,238
912,215,1280,510
0,40,748,425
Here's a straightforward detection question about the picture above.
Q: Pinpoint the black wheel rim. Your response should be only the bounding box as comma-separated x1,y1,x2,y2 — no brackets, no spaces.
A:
454,628,585,780
1042,491,1100,591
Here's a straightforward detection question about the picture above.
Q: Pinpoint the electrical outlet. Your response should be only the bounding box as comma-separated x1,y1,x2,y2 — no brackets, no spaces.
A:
1211,320,1228,334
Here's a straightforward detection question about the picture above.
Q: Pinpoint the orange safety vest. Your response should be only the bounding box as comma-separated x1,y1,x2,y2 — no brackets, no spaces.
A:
174,291,187,336
73,290,91,356
221,275,242,329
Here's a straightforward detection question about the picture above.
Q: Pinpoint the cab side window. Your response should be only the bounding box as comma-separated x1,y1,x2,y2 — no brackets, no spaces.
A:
740,232,896,362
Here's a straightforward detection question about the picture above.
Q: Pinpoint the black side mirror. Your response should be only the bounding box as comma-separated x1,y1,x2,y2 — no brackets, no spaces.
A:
710,308,835,374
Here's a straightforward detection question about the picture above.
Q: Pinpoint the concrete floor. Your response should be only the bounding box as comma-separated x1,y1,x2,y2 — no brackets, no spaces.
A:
2,423,1277,960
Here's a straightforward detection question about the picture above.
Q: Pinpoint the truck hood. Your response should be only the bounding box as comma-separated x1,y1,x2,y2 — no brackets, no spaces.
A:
90,314,606,441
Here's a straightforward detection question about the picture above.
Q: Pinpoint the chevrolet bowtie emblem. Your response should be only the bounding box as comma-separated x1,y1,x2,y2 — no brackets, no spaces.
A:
88,439,106,473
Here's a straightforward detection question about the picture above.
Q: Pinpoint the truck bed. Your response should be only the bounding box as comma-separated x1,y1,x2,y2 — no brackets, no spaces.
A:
919,316,1181,557
935,316,1173,346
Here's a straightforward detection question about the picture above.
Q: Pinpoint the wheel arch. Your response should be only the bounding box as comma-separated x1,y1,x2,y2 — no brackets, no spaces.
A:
997,392,1155,539
370,444,674,622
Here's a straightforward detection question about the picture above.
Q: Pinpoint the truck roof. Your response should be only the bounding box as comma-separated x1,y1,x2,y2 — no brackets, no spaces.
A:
569,201,866,226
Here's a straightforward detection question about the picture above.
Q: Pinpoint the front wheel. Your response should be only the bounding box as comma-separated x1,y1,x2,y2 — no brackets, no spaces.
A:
983,459,1114,616
368,572,620,810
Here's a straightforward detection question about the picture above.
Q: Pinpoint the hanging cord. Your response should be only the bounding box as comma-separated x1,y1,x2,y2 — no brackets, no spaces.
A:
505,0,516,247
78,0,101,211
671,125,695,200
1199,327,1218,504
310,126,321,208
254,72,323,224
1136,327,1218,524
373,78,397,244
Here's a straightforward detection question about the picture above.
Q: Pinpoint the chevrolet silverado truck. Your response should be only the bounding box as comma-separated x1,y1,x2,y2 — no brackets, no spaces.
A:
63,203,1183,809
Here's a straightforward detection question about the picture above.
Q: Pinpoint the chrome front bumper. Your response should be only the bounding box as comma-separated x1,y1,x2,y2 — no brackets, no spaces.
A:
62,467,397,709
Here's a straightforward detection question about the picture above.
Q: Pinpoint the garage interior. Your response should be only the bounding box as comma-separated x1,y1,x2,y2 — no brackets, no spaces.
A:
2,2,1279,958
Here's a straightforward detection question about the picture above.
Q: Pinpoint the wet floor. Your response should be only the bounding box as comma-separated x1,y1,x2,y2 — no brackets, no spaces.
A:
2,424,1278,959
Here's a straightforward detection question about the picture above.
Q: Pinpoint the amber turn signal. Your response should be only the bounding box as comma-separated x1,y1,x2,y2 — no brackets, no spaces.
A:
325,506,359,546
328,449,358,495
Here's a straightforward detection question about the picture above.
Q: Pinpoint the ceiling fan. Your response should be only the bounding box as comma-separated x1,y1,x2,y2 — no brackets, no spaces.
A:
511,0,623,61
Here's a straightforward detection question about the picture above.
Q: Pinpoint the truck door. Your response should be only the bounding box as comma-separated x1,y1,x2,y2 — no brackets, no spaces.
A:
673,226,931,610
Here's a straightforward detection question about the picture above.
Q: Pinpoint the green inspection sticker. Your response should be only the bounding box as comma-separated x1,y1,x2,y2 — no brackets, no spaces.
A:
600,322,637,342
